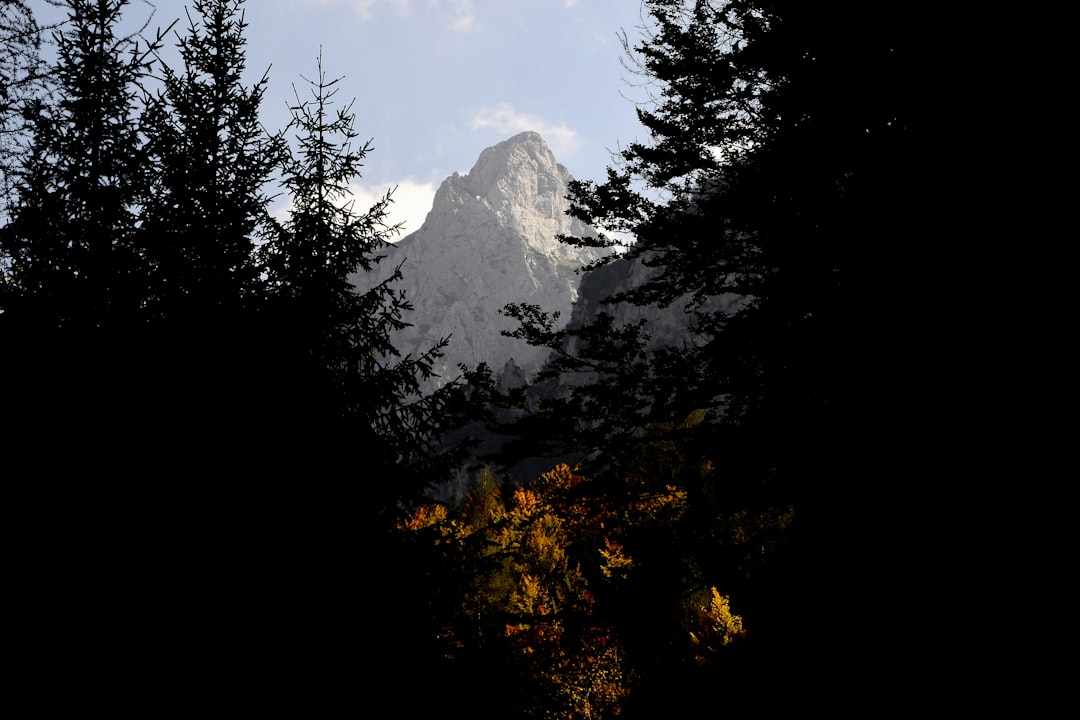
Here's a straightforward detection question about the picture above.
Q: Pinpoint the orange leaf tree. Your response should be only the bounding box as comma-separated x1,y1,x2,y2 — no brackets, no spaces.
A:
399,452,787,718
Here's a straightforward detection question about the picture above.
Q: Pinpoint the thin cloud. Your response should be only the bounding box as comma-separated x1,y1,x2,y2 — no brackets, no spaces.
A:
342,0,473,28
290,1,394,21
442,0,477,31
471,103,581,159
354,0,377,20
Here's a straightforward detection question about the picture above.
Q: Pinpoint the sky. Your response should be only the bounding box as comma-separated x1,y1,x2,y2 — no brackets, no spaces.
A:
36,0,654,238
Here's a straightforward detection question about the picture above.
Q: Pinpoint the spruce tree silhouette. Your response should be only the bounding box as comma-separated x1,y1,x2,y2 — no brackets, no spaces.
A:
139,0,282,323
254,54,472,701
0,0,170,464
136,0,285,451
259,53,455,502
0,0,64,215
0,0,154,328
0,4,462,703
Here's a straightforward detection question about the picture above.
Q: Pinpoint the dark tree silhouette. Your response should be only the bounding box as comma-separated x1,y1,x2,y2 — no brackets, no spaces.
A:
117,0,291,461
496,1,930,707
259,54,456,502
0,0,176,466
138,0,282,323
0,3,470,701
533,1,923,464
501,0,927,512
0,1,65,214
0,0,161,329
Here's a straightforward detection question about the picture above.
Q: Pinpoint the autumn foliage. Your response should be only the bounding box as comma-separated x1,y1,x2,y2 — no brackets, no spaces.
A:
400,461,778,718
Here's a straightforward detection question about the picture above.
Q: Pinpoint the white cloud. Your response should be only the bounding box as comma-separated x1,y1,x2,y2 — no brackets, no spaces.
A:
564,0,579,7
471,103,581,159
271,179,437,242
347,178,438,238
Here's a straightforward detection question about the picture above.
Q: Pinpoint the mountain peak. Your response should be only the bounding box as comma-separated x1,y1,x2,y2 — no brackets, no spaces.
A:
464,130,560,199
427,131,593,260
506,129,545,145
352,133,607,392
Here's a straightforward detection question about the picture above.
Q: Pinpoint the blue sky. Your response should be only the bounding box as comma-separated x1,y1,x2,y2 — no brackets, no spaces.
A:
38,0,653,236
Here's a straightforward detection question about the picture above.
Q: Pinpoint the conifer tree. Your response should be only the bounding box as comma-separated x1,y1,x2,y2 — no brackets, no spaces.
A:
138,0,281,323
0,0,189,466
566,0,918,445
0,0,161,330
260,54,453,499
504,0,924,504
0,0,63,216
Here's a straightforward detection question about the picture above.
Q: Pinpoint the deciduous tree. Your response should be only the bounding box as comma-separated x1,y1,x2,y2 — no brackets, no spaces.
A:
400,457,780,718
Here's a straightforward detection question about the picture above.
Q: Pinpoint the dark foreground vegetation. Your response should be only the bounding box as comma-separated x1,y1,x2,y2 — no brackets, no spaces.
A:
3,1,937,715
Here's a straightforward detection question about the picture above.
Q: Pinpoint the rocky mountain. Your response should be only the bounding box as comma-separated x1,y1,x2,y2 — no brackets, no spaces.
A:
351,131,606,388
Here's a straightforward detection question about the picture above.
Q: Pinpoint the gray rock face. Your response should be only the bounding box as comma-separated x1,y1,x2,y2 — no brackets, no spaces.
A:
352,131,605,387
